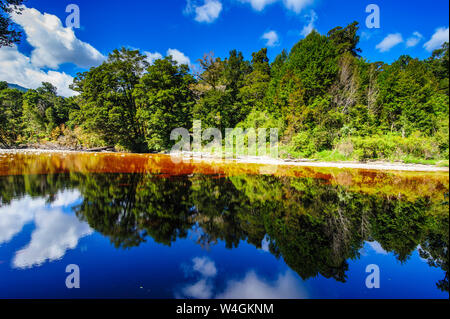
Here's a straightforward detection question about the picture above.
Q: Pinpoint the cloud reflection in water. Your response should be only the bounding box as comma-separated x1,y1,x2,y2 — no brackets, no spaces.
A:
0,190,93,269
177,256,308,299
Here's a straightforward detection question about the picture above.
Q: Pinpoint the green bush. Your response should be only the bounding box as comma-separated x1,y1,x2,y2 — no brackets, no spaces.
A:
350,135,396,160
393,132,440,159
289,131,317,157
332,133,443,161
433,118,449,159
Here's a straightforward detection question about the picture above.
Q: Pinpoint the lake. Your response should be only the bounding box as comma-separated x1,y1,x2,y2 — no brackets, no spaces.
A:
0,151,448,299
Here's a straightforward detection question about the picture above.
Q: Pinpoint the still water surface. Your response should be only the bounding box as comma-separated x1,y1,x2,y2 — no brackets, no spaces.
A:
0,152,448,299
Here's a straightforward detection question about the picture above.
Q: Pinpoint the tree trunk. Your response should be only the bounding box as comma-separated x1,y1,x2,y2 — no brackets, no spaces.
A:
0,135,9,148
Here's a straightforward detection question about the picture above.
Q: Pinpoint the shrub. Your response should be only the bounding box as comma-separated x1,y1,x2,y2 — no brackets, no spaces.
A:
335,138,354,157
332,133,443,161
394,132,440,159
289,131,317,157
350,135,396,160
433,118,449,159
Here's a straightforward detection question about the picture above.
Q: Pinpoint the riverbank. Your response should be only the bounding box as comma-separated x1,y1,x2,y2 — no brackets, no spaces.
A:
177,151,449,172
1,148,448,172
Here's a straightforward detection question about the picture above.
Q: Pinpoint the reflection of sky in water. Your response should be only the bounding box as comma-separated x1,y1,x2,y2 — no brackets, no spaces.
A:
177,256,308,299
0,193,448,299
0,191,91,269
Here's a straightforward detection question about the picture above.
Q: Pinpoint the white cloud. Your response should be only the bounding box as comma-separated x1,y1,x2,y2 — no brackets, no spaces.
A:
282,0,313,14
260,236,270,252
300,10,317,37
192,256,217,277
241,0,312,13
417,245,431,263
423,27,449,52
0,6,105,97
13,208,93,269
262,30,279,47
144,51,163,65
216,270,307,299
176,256,307,299
182,278,214,298
185,0,222,23
196,0,223,23
241,0,277,11
360,31,372,41
367,241,388,255
177,256,216,299
144,49,191,67
0,191,92,269
0,196,43,245
50,190,81,208
11,6,105,69
376,33,403,52
406,31,423,47
167,48,191,66
0,45,76,97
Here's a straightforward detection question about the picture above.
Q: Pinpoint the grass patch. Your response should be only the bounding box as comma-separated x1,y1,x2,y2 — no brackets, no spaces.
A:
437,160,449,167
402,157,438,165
313,150,352,162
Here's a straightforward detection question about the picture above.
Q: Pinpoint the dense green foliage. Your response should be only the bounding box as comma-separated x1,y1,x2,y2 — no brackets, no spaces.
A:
69,48,151,151
1,22,449,162
0,0,23,47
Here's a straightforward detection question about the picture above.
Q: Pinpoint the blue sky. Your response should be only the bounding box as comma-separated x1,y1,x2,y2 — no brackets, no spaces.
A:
1,0,449,96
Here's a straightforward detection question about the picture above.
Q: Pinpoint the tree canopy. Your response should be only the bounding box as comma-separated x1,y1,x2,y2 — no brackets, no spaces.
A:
0,0,23,47
1,22,449,163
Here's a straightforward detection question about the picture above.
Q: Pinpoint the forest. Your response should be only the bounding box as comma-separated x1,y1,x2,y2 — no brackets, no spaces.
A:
1,22,449,163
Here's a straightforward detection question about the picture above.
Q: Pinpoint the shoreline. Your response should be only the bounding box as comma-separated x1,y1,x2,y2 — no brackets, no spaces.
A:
184,152,449,172
1,148,449,172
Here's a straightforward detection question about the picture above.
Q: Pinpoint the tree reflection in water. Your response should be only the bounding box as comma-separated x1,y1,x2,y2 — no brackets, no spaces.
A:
0,172,448,292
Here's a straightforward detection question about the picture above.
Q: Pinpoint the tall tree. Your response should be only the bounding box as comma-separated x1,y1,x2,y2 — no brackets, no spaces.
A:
235,48,271,118
0,81,23,146
0,0,23,47
223,49,251,95
196,52,224,90
134,56,195,151
376,55,444,135
22,82,70,137
327,21,362,57
427,42,449,96
193,49,252,131
71,48,149,151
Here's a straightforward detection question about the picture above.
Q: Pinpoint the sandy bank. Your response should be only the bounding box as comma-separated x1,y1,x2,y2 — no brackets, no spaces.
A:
1,148,448,172
175,152,448,172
